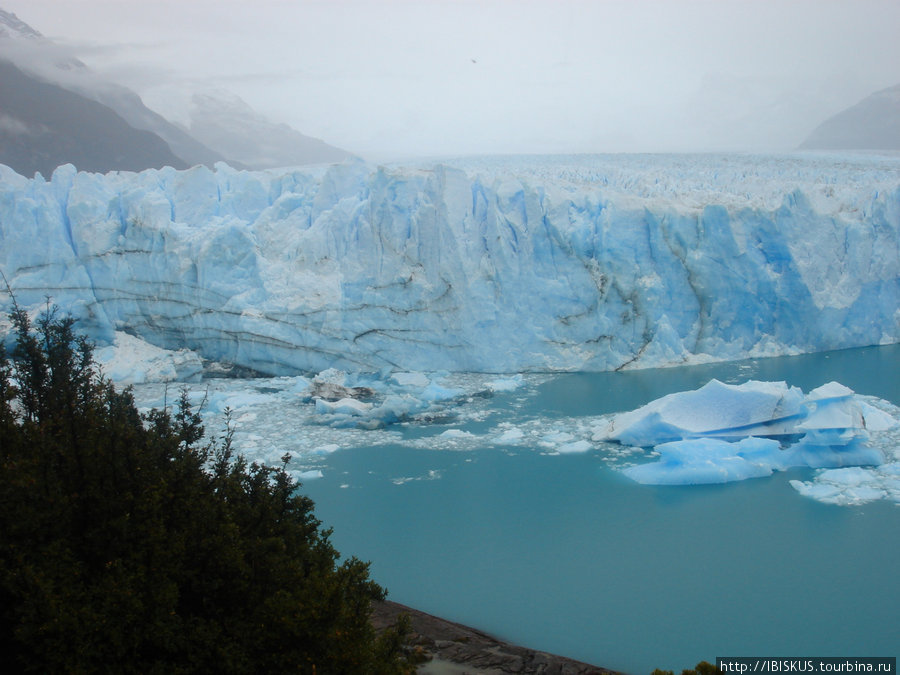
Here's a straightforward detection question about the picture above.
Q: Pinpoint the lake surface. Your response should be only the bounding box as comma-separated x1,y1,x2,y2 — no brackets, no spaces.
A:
298,345,900,674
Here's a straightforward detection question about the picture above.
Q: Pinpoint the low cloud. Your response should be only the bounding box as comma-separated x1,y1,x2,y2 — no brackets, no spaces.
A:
0,113,31,135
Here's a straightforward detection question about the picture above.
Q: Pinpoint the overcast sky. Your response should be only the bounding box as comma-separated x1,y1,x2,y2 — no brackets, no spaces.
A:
4,0,900,160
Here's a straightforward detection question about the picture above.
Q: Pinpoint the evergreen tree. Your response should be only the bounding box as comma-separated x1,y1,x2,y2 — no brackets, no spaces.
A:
0,305,411,673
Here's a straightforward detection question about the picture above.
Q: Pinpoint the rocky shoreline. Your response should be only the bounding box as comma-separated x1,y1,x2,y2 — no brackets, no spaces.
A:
372,601,618,674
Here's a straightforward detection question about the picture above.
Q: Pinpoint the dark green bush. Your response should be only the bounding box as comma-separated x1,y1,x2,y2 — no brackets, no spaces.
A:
653,660,721,675
0,306,410,673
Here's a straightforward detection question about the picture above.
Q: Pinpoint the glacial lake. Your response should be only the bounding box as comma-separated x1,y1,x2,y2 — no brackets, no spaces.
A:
131,344,900,673
296,345,900,674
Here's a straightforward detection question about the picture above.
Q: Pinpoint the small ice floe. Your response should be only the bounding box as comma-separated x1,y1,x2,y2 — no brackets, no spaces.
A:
392,469,443,485
311,443,340,455
292,469,324,482
420,381,466,402
439,429,476,439
789,464,900,506
540,430,575,449
314,397,372,416
495,427,525,444
486,374,524,393
556,439,593,454
308,370,473,429
533,429,594,455
390,371,431,388
306,368,375,401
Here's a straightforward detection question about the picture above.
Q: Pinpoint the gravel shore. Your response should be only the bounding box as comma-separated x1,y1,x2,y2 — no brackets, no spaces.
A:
372,601,619,674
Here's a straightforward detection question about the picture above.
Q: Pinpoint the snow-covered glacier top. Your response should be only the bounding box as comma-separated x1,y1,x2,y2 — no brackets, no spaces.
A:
1,153,898,374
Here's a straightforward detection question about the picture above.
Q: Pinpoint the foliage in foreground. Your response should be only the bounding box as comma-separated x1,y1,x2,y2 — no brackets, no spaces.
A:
0,306,411,673
653,660,722,675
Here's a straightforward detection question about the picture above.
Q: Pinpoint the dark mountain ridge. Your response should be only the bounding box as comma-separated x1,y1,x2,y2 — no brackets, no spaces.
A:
0,7,354,174
0,59,187,176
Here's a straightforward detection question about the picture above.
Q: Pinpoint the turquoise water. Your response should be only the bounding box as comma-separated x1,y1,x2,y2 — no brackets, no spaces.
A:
301,345,900,674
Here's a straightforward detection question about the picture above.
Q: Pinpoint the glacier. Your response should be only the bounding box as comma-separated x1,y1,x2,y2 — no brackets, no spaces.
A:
1,153,899,374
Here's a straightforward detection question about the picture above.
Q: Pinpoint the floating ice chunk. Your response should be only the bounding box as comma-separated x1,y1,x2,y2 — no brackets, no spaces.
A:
313,368,346,385
311,444,340,455
798,397,864,432
785,437,884,469
540,430,575,449
807,381,854,402
95,332,203,384
790,467,889,505
359,394,427,426
622,437,782,485
790,460,900,506
314,397,372,416
205,390,280,413
390,372,430,388
815,466,875,486
293,469,324,482
614,379,898,495
439,429,475,438
420,381,465,402
789,479,845,503
495,427,525,444
557,439,593,454
287,376,313,393
605,379,805,446
486,375,524,392
857,401,899,431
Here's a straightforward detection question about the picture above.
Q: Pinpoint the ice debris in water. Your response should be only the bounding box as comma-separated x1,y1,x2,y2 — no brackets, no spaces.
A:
606,380,899,502
94,332,204,385
304,369,481,429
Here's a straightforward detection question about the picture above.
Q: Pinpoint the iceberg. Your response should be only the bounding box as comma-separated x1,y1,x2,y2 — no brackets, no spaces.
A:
613,379,897,487
623,437,782,484
1,154,898,374
600,379,806,446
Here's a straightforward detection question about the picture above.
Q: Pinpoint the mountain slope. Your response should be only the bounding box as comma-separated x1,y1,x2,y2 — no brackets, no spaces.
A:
0,7,38,39
188,90,355,169
799,84,900,151
87,82,232,168
0,8,229,169
0,59,187,176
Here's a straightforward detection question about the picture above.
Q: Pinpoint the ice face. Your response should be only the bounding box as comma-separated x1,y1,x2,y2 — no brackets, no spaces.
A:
622,437,782,485
2,154,898,374
610,379,898,492
601,379,806,446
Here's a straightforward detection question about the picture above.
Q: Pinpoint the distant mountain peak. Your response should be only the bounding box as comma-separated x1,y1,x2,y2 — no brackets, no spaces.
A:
799,83,900,151
0,6,355,173
0,8,42,40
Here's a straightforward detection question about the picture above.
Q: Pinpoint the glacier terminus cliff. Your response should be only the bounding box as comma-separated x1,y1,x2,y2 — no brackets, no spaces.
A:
1,153,898,374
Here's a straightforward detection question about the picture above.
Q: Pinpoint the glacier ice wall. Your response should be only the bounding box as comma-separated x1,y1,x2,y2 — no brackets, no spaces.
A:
1,154,899,374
